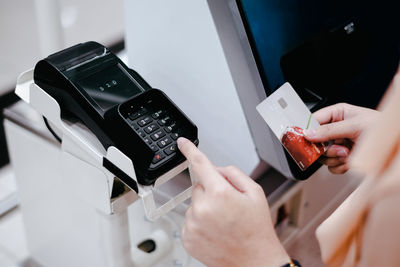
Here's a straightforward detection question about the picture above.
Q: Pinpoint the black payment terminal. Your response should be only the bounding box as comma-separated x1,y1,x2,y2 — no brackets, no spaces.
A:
34,41,198,187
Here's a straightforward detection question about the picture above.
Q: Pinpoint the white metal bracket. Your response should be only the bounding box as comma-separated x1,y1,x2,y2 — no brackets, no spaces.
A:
15,69,193,221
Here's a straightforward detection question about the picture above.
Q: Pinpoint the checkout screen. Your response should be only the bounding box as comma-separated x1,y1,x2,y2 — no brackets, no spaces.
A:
78,64,142,111
237,0,367,94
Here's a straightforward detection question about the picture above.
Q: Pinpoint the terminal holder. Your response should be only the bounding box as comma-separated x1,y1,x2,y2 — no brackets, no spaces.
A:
15,69,195,221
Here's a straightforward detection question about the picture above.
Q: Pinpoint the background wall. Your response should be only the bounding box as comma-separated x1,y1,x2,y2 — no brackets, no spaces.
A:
0,0,125,96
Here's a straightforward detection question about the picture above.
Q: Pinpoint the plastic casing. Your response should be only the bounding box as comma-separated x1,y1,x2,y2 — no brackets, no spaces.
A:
33,41,198,185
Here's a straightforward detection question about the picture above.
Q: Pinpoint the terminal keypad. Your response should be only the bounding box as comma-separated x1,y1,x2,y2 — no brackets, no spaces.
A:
126,104,183,167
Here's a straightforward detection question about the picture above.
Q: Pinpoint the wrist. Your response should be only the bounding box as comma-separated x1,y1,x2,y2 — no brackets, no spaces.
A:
280,259,302,267
246,239,290,267
262,249,290,267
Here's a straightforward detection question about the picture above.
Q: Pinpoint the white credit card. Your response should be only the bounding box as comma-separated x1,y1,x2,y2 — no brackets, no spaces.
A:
256,82,324,171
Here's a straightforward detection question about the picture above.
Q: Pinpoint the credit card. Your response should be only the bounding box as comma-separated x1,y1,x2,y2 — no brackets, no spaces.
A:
256,82,325,171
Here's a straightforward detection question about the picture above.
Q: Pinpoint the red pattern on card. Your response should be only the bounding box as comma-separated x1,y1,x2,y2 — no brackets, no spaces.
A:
281,126,324,170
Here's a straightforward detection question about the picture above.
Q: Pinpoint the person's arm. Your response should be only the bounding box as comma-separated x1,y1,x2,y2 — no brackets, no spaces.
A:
304,103,380,174
359,194,400,267
178,137,290,267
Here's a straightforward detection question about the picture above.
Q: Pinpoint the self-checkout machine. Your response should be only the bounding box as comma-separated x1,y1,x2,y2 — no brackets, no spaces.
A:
124,0,398,255
4,43,204,266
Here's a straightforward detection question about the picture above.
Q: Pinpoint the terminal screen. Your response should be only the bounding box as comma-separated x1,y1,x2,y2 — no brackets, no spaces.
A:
78,64,143,111
236,0,398,96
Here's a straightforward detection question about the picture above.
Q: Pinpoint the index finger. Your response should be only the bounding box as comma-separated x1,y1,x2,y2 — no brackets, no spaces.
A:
304,120,358,142
177,137,228,189
312,103,345,125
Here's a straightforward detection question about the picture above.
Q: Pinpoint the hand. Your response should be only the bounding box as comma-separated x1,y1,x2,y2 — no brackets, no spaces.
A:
304,103,379,174
178,137,290,267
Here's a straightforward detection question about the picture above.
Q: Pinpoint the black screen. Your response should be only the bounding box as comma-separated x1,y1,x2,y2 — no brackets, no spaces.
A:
78,64,143,110
237,0,400,108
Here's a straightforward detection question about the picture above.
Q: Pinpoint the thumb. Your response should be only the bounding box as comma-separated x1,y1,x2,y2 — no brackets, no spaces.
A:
303,120,358,142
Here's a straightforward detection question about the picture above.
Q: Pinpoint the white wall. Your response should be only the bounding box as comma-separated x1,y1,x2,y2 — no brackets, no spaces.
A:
0,0,124,95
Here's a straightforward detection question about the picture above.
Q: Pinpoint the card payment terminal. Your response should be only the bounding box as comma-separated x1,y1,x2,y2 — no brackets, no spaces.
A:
34,41,199,187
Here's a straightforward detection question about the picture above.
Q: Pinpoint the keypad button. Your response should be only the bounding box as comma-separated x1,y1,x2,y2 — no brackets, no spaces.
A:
129,107,148,120
137,130,146,137
129,113,139,120
151,110,164,119
144,123,159,134
165,122,177,133
137,116,153,126
126,118,139,129
170,133,180,140
150,130,166,141
164,144,177,155
158,116,171,126
152,152,165,164
157,137,172,148
150,144,159,152
132,123,140,131
143,137,152,145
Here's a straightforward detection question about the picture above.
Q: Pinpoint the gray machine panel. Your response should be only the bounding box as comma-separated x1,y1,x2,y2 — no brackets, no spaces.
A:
207,0,292,178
